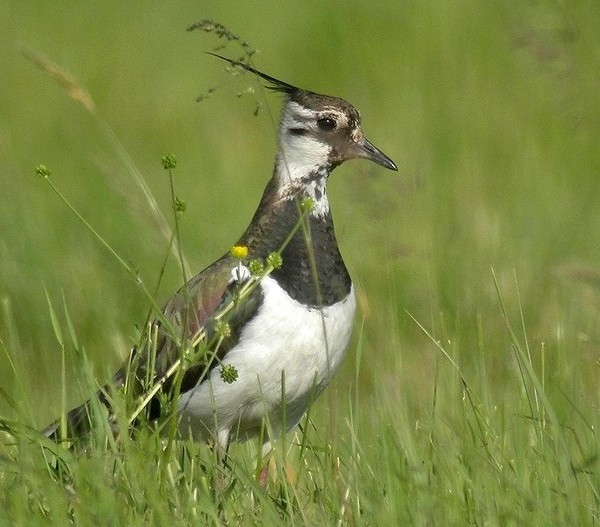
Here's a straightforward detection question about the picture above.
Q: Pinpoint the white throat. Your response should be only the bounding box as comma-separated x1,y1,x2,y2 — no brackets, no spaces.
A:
275,154,330,218
275,101,333,218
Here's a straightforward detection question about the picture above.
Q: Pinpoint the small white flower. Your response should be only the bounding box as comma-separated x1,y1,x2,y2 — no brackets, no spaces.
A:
231,264,251,284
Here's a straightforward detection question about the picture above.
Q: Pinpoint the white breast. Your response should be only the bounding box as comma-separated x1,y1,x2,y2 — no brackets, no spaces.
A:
177,276,356,443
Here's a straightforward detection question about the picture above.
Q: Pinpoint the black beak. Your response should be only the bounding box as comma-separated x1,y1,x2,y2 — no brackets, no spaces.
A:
355,136,398,171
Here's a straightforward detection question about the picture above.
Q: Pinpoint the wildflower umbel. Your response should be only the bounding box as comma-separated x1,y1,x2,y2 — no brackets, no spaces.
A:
35,165,51,178
161,153,177,170
215,320,231,339
220,364,239,384
266,252,283,270
248,259,264,276
173,197,186,213
300,197,315,214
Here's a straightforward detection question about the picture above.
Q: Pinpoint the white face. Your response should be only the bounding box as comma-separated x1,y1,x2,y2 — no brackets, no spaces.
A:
278,103,331,176
276,101,358,181
274,102,341,217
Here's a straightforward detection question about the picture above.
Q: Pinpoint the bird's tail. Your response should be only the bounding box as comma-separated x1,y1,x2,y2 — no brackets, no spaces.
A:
42,398,100,441
42,365,135,442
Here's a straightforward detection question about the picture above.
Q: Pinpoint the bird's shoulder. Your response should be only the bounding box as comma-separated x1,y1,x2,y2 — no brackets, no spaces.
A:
162,256,248,332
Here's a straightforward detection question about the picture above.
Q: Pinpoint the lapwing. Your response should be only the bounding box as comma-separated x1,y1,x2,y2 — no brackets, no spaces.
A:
45,56,397,454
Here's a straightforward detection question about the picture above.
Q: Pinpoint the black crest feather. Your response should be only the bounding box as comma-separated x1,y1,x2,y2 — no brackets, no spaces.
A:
206,52,300,96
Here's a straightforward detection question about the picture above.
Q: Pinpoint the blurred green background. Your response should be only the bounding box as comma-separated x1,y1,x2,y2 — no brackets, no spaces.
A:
1,1,599,428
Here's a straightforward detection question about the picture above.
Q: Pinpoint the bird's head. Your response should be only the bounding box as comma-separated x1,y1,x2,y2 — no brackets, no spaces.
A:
279,89,397,175
209,54,397,186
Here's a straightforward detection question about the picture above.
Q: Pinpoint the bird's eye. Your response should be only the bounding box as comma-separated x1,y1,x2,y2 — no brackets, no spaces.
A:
317,117,337,132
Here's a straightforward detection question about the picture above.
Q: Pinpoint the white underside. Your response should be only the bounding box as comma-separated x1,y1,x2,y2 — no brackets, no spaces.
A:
177,276,356,445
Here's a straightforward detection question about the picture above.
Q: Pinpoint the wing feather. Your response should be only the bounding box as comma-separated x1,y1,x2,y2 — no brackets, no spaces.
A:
45,255,263,438
132,256,263,414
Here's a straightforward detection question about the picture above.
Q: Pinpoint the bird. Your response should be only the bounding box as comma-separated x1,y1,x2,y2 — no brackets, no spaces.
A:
44,55,397,455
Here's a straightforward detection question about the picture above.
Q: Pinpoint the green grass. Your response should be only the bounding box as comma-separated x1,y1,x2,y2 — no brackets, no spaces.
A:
2,1,600,524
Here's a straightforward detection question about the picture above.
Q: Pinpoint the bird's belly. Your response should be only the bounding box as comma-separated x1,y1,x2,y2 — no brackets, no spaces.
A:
177,277,356,442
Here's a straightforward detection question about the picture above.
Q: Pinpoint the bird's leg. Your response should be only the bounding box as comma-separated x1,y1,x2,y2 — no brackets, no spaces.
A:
257,440,273,488
213,428,233,518
216,428,231,466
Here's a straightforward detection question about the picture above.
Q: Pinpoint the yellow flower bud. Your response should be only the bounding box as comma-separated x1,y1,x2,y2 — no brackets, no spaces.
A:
231,245,249,259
